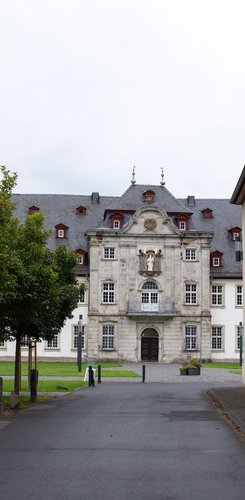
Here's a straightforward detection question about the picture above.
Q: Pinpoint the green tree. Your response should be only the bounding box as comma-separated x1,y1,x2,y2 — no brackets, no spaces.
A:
0,166,83,395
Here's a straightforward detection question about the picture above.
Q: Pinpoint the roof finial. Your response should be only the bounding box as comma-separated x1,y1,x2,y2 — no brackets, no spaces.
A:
131,166,136,185
160,167,165,186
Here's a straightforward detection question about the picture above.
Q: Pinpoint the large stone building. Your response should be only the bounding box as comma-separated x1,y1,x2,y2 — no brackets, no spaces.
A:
0,176,243,362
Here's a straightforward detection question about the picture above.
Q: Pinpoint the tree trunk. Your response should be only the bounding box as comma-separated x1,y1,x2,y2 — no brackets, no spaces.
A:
14,338,21,395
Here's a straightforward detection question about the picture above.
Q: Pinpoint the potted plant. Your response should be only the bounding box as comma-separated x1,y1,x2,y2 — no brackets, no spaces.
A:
187,358,201,375
180,360,189,375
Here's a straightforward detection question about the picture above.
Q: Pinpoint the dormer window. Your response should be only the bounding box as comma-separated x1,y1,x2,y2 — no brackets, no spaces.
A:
229,227,241,241
210,251,223,268
111,213,123,230
76,206,86,215
75,248,86,264
55,223,68,239
176,213,190,231
201,208,213,218
28,205,40,215
143,190,155,204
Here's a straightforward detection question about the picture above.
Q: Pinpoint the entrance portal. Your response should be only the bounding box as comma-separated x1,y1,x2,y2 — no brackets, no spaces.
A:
141,328,159,361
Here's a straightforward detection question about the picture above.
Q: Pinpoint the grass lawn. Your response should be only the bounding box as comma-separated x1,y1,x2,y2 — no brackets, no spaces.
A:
101,369,139,378
2,379,87,393
203,362,242,375
0,361,122,377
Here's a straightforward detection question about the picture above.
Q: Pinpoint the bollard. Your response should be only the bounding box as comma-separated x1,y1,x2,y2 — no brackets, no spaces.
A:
88,365,94,387
98,365,101,384
142,364,145,383
0,377,3,409
30,369,38,403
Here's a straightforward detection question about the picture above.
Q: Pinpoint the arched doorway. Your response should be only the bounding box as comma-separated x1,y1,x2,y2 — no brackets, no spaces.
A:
141,328,159,361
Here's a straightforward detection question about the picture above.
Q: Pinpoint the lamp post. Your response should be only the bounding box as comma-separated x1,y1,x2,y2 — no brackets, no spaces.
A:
239,322,243,367
77,314,83,372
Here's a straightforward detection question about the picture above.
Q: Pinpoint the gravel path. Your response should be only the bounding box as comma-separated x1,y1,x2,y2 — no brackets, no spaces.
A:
102,362,242,383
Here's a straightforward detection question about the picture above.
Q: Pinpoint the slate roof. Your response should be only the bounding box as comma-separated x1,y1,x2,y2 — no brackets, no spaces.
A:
12,183,242,278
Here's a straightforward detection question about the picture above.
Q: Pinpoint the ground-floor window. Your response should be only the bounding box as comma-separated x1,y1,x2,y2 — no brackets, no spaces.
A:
46,334,59,349
211,326,223,350
236,325,243,351
185,325,197,350
72,325,85,349
102,325,115,350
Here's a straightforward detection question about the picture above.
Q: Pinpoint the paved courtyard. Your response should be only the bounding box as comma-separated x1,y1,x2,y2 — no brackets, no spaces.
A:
105,362,242,384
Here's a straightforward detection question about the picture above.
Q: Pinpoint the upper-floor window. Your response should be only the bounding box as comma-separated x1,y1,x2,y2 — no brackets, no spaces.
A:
185,284,197,304
55,223,68,239
0,340,6,348
211,285,223,306
210,251,223,268
176,213,190,231
111,213,123,230
201,208,213,218
229,227,241,241
104,247,115,259
236,285,243,306
143,190,155,204
185,248,197,261
75,249,86,265
102,282,115,303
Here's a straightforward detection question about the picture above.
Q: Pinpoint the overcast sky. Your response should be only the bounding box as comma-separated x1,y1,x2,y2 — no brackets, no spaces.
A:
0,0,244,199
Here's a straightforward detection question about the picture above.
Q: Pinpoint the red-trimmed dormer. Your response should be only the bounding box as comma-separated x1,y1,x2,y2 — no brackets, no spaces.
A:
210,250,223,268
55,223,68,239
228,226,241,241
143,190,155,204
110,212,124,230
176,213,190,231
76,205,87,215
28,205,40,215
201,208,213,219
75,248,86,265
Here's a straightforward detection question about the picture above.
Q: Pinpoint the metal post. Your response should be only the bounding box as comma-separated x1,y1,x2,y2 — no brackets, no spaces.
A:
98,365,101,384
239,322,243,367
88,365,94,387
142,364,145,383
30,369,38,403
77,315,83,372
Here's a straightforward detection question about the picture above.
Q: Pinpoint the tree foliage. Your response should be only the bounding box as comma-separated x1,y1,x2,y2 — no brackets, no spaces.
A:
0,166,83,394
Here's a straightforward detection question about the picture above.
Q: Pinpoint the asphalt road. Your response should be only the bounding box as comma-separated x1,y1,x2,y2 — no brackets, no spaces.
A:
1,382,245,500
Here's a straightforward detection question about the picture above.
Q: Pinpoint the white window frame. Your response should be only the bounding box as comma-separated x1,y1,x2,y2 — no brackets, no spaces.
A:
102,282,115,303
102,324,115,350
113,220,120,229
58,229,65,238
236,285,243,307
46,334,59,349
232,232,240,241
185,325,197,350
211,326,223,350
77,254,84,264
104,247,115,259
185,283,197,304
185,248,197,261
72,325,85,350
211,285,223,306
212,257,220,267
179,221,186,231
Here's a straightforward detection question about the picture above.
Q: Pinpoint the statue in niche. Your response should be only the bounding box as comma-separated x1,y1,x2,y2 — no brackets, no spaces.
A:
146,253,155,271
